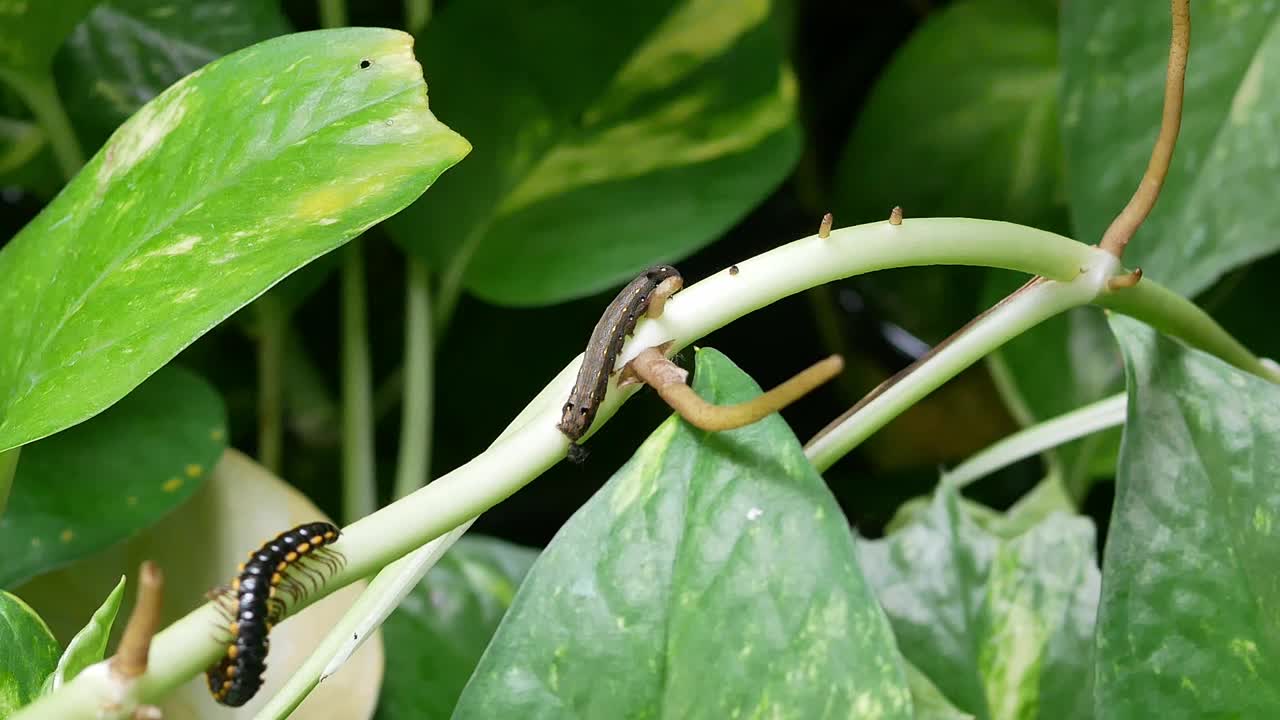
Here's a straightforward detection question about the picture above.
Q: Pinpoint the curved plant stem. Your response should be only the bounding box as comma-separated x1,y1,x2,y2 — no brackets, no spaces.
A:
1095,279,1280,382
256,297,287,475
805,255,1119,472
405,0,432,35
318,0,347,28
942,393,1127,489
0,447,19,519
17,217,1268,720
0,70,83,181
341,241,377,522
393,258,434,499
1098,0,1189,258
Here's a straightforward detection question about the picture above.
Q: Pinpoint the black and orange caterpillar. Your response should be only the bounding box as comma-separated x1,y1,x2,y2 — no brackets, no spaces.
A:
205,522,343,707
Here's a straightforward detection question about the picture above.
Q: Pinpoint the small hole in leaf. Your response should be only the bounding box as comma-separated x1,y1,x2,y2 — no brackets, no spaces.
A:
359,59,372,69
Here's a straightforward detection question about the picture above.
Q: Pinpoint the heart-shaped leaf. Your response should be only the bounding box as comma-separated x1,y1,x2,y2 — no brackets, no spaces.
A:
858,482,1099,719
376,535,539,720
0,365,225,588
388,0,799,306
455,348,910,719
1098,316,1280,716
0,27,470,452
0,591,59,716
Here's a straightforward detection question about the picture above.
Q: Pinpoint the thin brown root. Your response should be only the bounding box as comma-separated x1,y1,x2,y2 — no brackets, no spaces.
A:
629,348,844,431
818,213,833,239
1107,267,1143,290
646,275,683,319
889,206,903,226
1098,0,1189,258
110,562,164,680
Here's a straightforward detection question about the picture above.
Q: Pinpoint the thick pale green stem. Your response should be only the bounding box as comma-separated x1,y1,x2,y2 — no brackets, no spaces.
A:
0,447,19,518
256,298,287,475
393,258,434,499
805,252,1119,472
1096,279,1280,382
318,0,347,28
17,218,1267,720
341,242,377,522
942,393,1127,489
0,69,83,181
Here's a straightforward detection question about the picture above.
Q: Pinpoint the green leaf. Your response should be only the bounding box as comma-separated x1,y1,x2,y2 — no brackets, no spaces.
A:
0,27,470,452
54,0,291,149
905,658,976,720
1098,316,1280,716
376,535,539,720
886,475,1075,541
388,0,800,306
835,0,1064,230
47,575,124,690
0,591,60,716
0,0,100,74
1063,1,1280,295
858,482,1098,719
455,348,910,719
0,366,225,588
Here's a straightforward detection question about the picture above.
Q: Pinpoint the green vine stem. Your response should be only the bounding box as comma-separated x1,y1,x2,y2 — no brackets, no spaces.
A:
392,257,434,499
405,0,432,35
16,217,1269,720
318,0,348,28
803,261,1118,471
341,241,377,522
942,392,1128,490
255,297,287,475
0,447,19,519
0,69,84,181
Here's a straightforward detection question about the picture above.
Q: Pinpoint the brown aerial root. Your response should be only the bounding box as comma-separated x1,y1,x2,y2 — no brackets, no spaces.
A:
1098,0,1190,259
1107,267,1143,290
647,275,684,319
889,206,903,226
818,213,833,239
627,348,844,431
109,562,164,680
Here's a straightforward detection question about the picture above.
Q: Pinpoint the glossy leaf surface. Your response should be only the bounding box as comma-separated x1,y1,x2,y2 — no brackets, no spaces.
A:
858,482,1099,719
455,349,910,718
0,366,225,588
1097,317,1280,716
389,0,799,306
0,27,469,451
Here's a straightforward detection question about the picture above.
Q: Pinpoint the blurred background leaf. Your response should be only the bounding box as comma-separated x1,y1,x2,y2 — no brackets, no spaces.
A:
376,535,539,720
388,0,801,309
54,0,292,151
0,366,225,588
